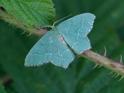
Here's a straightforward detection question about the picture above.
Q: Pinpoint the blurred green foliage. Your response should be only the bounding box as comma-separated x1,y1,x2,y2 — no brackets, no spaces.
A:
0,0,124,93
0,83,6,93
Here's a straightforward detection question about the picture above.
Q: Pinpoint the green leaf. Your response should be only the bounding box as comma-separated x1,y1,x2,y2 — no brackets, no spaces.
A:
0,83,7,93
0,0,55,29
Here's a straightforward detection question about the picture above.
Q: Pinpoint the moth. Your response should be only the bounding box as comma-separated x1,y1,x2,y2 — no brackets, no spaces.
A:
25,13,96,68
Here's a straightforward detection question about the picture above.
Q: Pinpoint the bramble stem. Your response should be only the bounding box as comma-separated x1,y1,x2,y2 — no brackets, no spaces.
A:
0,9,124,76
82,50,124,76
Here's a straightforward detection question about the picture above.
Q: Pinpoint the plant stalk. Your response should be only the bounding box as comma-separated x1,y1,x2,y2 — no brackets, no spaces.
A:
82,50,124,76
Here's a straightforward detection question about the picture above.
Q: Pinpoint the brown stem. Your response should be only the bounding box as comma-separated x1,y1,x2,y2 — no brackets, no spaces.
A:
82,50,124,76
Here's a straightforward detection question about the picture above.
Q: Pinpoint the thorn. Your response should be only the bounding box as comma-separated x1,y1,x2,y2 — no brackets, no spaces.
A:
110,71,120,79
115,73,120,78
103,46,107,56
93,64,102,69
119,76,124,81
98,64,102,68
109,71,114,74
93,64,98,69
112,72,120,78
111,72,116,78
120,55,123,64
27,32,32,37
21,31,26,35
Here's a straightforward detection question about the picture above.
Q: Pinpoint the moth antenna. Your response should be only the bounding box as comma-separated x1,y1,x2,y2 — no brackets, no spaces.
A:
53,14,72,26
120,55,123,64
103,46,107,56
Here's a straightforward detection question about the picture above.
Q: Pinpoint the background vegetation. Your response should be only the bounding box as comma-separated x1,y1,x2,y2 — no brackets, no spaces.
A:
0,0,124,93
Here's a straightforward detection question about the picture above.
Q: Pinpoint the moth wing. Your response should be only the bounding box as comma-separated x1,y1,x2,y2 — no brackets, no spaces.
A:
57,13,95,54
25,31,75,68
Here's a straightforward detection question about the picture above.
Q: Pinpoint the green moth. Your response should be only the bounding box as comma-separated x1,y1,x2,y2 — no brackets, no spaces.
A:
25,13,96,68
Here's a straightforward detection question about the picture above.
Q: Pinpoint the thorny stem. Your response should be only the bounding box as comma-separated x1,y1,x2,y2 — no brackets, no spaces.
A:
0,9,124,78
82,50,124,76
